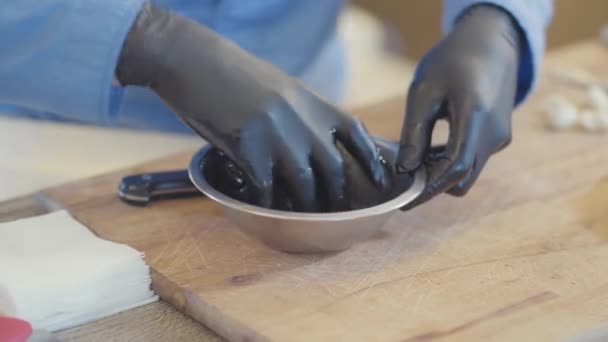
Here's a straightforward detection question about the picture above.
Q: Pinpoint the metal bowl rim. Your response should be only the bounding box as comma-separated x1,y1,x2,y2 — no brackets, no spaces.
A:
188,144,426,222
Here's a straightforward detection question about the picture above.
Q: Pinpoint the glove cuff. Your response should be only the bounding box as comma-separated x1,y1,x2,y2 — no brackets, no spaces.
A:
115,2,172,87
456,4,523,61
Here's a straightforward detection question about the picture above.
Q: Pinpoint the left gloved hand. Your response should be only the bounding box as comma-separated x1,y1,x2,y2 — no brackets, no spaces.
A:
116,3,389,213
396,5,523,208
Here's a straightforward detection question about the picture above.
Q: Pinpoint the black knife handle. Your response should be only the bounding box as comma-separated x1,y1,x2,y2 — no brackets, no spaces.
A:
118,170,202,206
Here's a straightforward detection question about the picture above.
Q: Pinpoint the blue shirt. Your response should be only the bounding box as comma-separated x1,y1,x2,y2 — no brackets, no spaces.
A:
0,0,552,133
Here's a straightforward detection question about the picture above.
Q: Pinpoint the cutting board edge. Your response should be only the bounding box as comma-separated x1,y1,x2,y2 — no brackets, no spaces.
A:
151,269,273,342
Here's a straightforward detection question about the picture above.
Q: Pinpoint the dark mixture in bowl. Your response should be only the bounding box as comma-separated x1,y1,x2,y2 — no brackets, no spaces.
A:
202,138,414,213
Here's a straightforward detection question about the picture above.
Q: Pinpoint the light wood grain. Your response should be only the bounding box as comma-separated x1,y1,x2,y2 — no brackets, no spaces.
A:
34,40,608,341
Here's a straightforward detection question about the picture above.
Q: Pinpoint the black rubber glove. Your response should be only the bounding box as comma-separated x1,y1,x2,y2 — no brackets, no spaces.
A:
396,5,523,209
204,138,414,212
116,3,388,212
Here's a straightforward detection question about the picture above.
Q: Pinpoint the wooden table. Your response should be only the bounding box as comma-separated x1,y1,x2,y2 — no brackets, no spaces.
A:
3,39,608,341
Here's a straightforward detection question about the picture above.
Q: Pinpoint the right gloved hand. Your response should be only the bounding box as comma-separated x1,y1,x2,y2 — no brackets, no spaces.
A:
116,3,388,212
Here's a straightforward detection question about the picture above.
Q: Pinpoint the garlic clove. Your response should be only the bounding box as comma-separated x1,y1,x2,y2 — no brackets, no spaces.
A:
587,85,608,111
542,95,578,130
579,109,608,133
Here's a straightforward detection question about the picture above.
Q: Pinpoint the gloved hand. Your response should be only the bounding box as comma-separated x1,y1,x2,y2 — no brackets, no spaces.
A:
204,138,414,212
116,3,388,212
396,5,523,208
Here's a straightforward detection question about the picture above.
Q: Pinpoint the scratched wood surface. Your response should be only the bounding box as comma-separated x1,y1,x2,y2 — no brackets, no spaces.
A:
39,40,608,341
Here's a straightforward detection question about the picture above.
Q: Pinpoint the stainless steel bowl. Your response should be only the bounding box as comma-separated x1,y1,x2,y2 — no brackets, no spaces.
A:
189,144,426,253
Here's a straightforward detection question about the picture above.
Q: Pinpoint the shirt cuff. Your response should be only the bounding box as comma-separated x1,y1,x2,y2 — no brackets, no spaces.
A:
442,0,552,105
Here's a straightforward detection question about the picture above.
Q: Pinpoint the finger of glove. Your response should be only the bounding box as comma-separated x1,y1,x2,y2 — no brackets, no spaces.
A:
277,149,319,213
426,95,485,194
399,144,449,211
243,167,274,209
446,111,505,197
311,143,349,212
232,146,275,209
336,117,388,191
447,155,488,196
396,82,445,173
406,97,484,208
400,156,452,210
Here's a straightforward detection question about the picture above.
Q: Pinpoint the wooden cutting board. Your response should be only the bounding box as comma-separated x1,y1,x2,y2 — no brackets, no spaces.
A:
41,40,608,341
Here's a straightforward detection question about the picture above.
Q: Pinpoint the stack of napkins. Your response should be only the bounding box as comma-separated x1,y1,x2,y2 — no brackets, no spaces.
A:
0,211,158,331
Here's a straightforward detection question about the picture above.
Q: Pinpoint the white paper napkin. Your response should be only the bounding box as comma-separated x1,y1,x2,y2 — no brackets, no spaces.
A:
0,210,158,331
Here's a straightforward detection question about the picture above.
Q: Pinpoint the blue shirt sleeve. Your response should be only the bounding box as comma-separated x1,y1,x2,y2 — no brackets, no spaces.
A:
0,0,146,123
443,0,553,104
